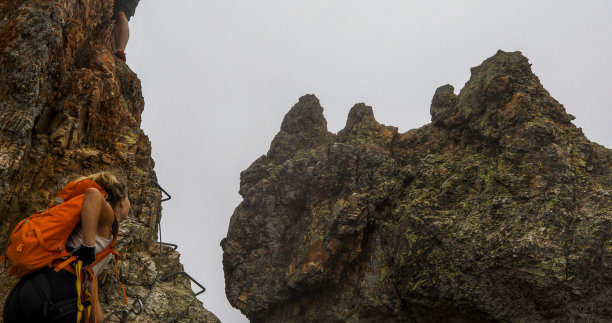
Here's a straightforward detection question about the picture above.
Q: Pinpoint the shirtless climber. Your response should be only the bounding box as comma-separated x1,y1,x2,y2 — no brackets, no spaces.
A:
113,0,140,62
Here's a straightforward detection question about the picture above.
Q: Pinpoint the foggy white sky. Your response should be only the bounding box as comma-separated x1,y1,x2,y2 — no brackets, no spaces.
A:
127,1,612,322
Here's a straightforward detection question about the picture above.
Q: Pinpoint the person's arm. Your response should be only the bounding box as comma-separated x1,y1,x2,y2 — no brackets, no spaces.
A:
81,187,115,245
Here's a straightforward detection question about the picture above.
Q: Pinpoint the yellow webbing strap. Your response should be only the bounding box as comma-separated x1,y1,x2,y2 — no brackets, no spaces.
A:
75,260,84,323
85,286,92,322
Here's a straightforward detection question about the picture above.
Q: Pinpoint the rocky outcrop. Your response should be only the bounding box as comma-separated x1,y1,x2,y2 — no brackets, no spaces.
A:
0,1,218,322
222,50,612,322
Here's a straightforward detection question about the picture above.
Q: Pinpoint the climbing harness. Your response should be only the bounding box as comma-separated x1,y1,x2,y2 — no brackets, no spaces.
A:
103,177,207,323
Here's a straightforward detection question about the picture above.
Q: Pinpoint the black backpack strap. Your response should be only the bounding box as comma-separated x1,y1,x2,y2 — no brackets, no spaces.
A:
43,268,87,322
15,270,53,321
42,268,87,322
47,298,79,323
28,271,53,317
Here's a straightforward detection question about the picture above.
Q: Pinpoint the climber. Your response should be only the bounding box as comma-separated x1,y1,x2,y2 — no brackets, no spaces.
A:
113,0,140,62
2,172,131,323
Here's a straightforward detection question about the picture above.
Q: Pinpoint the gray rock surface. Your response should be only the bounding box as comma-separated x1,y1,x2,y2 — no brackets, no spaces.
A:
223,50,612,322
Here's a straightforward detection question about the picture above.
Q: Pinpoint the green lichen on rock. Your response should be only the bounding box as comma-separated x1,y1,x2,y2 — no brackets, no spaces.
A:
222,50,612,322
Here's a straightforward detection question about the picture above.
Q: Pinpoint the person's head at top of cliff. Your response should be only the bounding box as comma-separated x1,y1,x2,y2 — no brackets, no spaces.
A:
113,0,140,62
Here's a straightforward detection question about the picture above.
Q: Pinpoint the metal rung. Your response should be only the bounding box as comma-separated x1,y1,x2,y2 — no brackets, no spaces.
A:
151,178,172,202
160,271,206,296
159,242,178,250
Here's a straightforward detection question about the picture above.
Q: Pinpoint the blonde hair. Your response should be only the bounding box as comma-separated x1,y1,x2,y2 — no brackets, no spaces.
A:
77,171,128,207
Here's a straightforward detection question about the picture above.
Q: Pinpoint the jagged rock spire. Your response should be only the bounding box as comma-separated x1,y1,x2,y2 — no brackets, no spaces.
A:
267,94,332,162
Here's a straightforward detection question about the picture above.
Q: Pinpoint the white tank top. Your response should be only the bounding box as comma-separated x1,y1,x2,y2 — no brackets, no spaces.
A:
66,225,113,277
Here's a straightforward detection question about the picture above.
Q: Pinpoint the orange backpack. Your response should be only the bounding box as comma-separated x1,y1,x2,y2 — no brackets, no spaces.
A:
1,179,120,278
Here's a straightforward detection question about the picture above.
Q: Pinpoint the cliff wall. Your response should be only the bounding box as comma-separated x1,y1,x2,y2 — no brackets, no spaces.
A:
0,1,218,322
223,51,612,322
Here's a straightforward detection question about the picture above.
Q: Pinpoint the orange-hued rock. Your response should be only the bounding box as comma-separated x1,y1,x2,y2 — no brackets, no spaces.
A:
0,1,218,322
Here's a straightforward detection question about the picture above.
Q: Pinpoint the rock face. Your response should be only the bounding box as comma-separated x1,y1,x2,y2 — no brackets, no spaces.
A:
222,50,612,322
0,1,219,322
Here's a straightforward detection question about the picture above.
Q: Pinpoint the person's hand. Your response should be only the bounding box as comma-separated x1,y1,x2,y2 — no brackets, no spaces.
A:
71,243,96,267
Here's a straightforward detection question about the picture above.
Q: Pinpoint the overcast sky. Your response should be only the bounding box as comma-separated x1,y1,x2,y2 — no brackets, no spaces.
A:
127,1,612,322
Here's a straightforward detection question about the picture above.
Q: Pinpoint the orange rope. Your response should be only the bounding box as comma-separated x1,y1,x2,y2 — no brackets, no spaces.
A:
113,252,128,305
